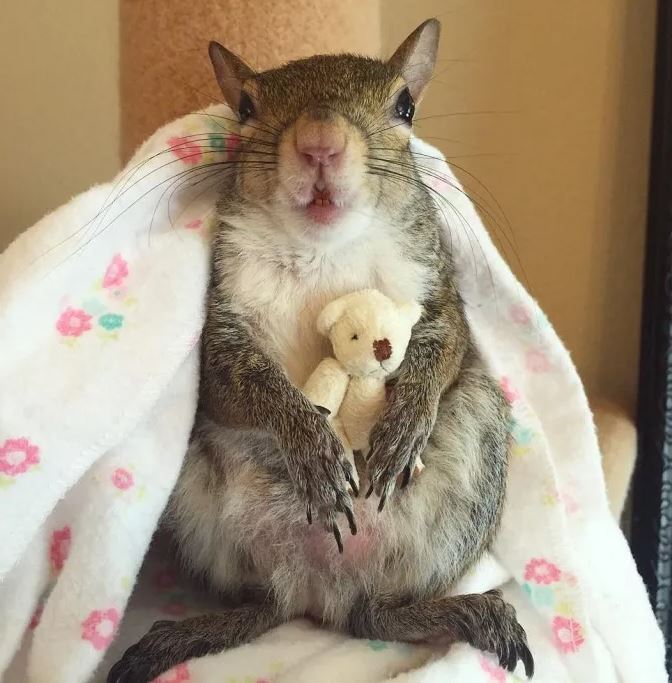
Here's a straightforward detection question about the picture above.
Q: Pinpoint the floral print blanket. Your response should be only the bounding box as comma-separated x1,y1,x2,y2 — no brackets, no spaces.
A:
0,105,664,683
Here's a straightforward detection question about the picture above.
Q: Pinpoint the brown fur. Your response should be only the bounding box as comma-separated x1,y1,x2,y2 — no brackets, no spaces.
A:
107,20,534,683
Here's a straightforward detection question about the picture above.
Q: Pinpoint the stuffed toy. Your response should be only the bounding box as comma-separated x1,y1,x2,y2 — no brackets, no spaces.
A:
302,289,424,491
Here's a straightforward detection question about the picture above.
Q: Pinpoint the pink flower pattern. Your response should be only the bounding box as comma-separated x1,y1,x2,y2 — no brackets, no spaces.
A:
29,605,44,630
226,134,241,160
112,467,134,490
560,490,579,514
510,304,531,325
81,608,120,651
103,254,129,289
56,307,92,337
526,348,551,373
499,377,519,404
152,663,190,683
552,616,585,653
0,437,40,476
479,655,506,682
563,573,578,588
49,526,71,572
429,177,451,194
168,136,203,165
524,558,561,584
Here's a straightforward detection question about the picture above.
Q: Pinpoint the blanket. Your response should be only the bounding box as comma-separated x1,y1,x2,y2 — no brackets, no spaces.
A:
0,104,665,683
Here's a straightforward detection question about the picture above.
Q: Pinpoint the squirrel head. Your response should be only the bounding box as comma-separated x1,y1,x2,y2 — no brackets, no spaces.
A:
208,20,440,249
316,289,423,380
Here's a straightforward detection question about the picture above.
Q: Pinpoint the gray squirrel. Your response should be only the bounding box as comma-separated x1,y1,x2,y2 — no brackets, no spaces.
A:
108,19,533,682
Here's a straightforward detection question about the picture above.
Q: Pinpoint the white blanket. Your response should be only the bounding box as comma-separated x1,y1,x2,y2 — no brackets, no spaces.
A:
0,105,665,683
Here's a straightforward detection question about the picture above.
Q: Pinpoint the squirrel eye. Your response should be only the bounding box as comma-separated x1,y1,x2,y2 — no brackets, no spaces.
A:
394,87,415,124
238,91,255,123
351,334,359,341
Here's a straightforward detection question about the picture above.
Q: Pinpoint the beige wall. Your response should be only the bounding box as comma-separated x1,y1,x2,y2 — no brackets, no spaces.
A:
384,1,656,414
0,1,119,250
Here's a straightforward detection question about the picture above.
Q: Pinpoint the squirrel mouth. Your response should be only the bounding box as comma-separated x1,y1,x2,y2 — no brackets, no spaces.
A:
310,185,338,205
306,186,343,225
310,190,334,207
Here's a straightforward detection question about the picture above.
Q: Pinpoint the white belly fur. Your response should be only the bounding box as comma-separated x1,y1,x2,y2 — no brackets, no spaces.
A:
224,214,428,385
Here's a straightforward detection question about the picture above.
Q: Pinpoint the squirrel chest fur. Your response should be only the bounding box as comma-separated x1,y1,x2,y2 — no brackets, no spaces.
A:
219,210,429,387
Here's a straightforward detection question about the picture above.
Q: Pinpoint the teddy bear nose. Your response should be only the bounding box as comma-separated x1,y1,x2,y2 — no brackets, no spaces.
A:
373,338,392,362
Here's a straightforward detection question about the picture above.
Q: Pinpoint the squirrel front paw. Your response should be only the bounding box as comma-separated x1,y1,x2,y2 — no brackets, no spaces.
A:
366,398,433,509
281,409,358,550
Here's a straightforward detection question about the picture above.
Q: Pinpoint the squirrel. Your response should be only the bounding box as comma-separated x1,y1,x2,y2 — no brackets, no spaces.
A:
108,19,533,683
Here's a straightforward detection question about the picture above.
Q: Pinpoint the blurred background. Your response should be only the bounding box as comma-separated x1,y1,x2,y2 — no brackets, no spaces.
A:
0,0,656,421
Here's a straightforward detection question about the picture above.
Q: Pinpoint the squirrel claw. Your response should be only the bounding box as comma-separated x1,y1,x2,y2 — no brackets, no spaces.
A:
346,473,360,497
332,524,344,553
343,506,357,536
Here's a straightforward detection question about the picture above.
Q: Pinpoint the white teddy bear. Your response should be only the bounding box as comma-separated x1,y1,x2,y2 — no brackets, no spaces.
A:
302,289,424,492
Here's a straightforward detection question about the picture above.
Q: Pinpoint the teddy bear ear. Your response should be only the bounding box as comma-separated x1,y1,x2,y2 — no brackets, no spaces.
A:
399,300,424,327
316,297,349,336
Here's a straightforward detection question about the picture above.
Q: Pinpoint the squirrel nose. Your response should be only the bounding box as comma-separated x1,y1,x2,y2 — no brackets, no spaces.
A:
295,119,346,168
297,144,344,167
373,338,392,362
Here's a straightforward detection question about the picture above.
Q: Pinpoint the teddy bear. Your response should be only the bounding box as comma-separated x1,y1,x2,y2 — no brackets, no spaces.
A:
302,289,424,492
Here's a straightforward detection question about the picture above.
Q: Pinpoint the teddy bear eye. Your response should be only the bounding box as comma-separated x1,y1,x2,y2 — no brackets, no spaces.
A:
351,334,359,341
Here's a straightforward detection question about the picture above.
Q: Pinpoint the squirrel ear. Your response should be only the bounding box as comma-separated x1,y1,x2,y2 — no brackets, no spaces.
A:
208,41,256,114
316,297,349,336
398,301,423,327
388,19,441,102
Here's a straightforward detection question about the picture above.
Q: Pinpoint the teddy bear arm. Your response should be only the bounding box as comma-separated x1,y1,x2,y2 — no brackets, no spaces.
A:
302,357,350,416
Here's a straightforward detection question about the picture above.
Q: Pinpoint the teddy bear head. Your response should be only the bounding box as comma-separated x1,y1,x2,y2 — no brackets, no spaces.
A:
316,289,423,379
